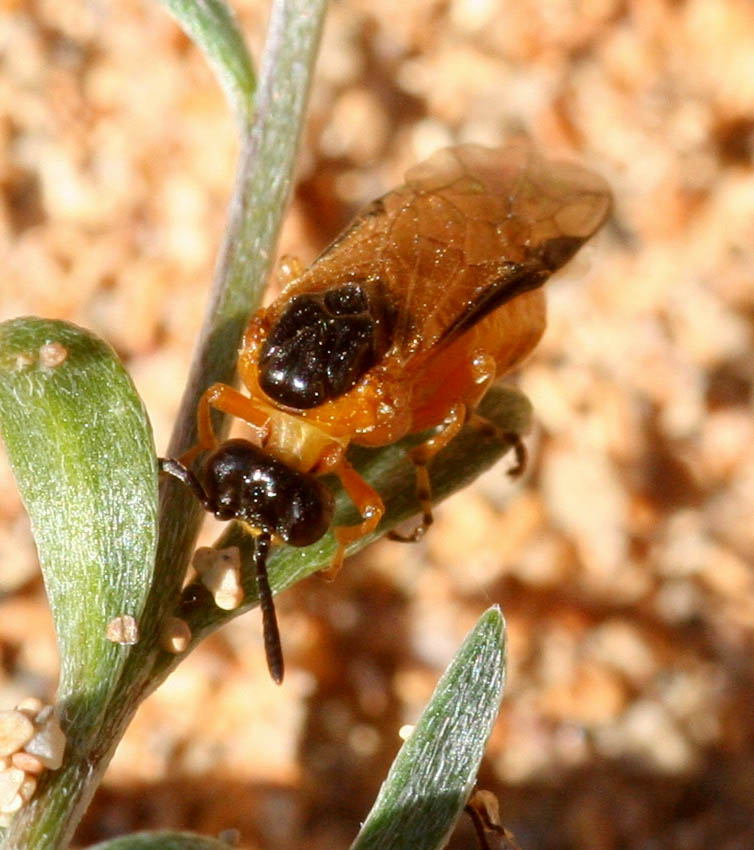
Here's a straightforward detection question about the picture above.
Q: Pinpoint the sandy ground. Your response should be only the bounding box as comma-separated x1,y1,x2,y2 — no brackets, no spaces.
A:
1,0,754,848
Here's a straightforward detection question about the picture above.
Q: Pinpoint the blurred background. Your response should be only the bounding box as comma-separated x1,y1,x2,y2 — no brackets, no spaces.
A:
1,0,753,848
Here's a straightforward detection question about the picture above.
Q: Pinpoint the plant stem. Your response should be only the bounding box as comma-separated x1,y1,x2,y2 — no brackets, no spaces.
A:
158,0,329,638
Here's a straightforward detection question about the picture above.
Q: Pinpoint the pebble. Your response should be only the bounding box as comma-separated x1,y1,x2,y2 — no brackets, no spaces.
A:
0,766,25,811
11,751,45,774
0,700,67,821
0,711,35,757
160,616,192,654
18,774,37,802
194,546,243,611
15,698,44,718
24,711,66,770
105,614,140,644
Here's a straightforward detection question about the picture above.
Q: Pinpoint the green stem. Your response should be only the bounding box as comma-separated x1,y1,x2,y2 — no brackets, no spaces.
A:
158,0,329,649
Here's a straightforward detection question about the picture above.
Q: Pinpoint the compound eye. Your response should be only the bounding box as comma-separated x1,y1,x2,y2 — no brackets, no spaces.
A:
202,439,266,521
277,474,334,547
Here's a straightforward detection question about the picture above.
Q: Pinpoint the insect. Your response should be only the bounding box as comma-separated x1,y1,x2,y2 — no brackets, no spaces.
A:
160,141,611,683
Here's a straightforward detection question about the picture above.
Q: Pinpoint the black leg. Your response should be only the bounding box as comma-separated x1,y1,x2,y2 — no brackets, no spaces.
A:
464,790,521,850
388,458,434,543
503,431,527,478
464,803,493,850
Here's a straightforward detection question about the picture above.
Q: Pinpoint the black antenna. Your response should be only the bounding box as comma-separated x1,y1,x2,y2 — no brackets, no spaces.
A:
159,457,211,507
253,532,284,684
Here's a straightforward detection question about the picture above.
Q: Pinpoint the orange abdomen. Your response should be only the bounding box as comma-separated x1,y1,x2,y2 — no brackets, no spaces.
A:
405,288,546,434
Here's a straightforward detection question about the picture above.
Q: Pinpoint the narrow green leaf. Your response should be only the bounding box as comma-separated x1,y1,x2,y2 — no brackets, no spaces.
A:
350,607,506,850
158,0,256,123
87,831,234,850
0,318,158,739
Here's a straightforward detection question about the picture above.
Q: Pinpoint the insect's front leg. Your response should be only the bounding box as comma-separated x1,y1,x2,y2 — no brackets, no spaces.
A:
179,383,271,467
316,444,385,577
388,402,467,543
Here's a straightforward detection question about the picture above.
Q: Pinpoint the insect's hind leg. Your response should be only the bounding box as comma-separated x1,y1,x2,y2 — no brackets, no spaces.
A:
389,403,466,544
466,412,528,478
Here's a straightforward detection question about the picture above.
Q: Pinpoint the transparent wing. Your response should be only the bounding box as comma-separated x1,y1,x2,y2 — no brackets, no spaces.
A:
292,141,611,361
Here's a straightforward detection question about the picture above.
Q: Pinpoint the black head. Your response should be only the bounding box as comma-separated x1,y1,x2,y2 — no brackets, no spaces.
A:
202,439,334,546
258,279,395,409
158,440,333,685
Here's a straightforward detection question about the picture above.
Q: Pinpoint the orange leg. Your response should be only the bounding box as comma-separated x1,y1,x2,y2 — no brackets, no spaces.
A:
467,412,528,478
389,403,467,544
316,445,385,578
180,383,271,466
